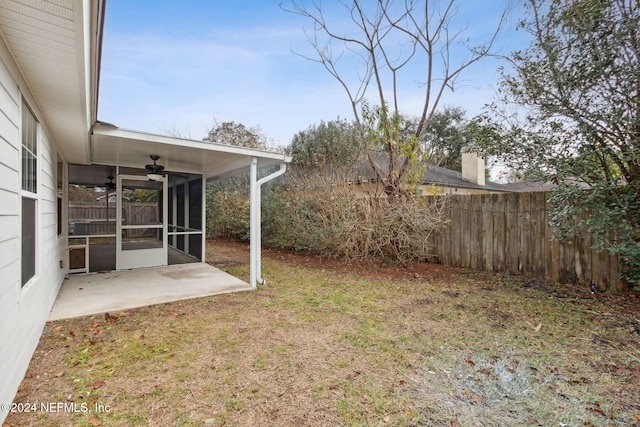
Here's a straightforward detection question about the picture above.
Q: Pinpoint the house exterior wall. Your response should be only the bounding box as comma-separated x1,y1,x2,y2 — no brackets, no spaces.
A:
0,39,66,423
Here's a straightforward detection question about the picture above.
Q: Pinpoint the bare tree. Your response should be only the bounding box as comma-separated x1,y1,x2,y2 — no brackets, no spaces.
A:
160,124,193,140
284,0,505,133
283,0,506,194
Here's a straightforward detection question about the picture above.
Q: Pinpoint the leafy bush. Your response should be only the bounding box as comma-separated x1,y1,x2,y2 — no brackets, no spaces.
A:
549,183,640,290
206,177,250,240
476,0,640,290
207,112,448,265
207,166,447,265
262,170,447,264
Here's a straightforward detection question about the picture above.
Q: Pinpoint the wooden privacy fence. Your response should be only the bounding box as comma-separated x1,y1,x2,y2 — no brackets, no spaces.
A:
428,192,625,291
69,202,157,237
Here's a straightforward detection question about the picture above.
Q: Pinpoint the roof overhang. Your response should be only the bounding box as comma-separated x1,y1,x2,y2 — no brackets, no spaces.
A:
0,0,104,164
0,1,290,179
91,122,291,180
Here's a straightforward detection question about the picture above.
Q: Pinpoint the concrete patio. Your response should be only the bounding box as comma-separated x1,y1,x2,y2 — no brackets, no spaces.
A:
48,263,252,321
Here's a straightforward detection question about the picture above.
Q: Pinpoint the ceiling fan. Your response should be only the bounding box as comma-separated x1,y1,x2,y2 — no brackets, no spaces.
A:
104,175,116,190
145,155,165,180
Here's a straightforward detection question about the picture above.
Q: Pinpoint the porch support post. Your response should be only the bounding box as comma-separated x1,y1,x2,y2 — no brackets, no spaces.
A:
250,157,258,288
201,175,206,263
249,156,287,288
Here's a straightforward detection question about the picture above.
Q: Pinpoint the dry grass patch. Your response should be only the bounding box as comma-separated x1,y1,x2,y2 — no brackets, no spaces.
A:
6,239,640,426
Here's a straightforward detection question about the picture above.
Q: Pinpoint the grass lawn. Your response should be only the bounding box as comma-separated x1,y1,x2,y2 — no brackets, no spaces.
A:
6,239,640,426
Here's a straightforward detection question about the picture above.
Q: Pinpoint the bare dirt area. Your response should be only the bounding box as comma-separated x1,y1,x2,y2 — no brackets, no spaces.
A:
6,239,640,426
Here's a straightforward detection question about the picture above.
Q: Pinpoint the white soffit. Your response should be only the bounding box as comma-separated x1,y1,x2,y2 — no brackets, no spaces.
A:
0,0,101,164
91,123,291,179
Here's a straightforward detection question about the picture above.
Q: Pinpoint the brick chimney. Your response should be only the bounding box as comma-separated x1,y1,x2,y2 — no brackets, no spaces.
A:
461,152,485,186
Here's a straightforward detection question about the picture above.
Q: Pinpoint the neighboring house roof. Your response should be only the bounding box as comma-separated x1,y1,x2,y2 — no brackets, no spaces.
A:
421,163,510,192
95,194,116,202
500,181,558,192
501,179,592,192
356,151,511,192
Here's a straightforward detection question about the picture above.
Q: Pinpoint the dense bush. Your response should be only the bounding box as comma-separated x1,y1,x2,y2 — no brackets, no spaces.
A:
207,116,447,264
206,177,250,240
208,168,447,265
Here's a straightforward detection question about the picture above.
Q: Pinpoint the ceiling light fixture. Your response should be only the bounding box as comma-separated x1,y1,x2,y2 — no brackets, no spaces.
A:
145,155,165,181
104,175,116,189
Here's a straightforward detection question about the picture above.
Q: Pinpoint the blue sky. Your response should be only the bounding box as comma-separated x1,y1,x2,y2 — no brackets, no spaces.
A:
98,0,527,148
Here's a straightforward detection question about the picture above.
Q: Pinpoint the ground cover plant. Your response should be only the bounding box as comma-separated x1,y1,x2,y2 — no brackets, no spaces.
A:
6,239,640,426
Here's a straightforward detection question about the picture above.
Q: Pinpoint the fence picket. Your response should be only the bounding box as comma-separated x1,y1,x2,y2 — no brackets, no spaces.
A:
492,194,505,271
429,192,624,291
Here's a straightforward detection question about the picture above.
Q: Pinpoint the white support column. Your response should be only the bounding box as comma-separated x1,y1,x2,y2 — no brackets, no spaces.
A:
249,157,287,288
249,157,258,288
201,175,206,262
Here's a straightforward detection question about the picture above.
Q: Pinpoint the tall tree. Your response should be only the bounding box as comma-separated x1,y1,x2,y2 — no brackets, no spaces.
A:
203,121,270,239
203,121,268,149
284,0,505,195
478,0,640,287
415,106,475,171
288,119,367,172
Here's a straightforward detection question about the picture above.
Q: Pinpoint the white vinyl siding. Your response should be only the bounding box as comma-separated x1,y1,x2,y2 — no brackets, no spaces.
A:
0,47,23,423
0,42,66,423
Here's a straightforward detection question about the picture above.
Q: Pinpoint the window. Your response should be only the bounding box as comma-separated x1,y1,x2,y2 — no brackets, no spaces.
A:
57,197,62,236
21,198,36,285
21,99,38,286
22,99,37,193
57,155,63,236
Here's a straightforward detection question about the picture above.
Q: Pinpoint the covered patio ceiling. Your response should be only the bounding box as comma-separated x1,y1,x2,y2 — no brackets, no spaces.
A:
0,0,103,165
91,122,290,180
